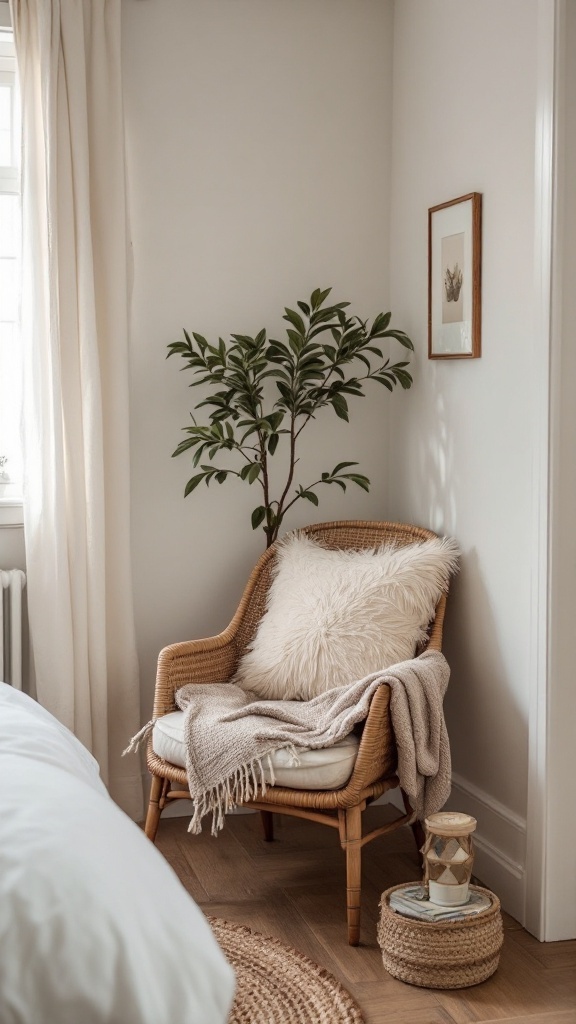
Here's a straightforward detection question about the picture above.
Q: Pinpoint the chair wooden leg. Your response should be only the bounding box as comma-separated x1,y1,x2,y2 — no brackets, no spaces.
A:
411,819,426,859
400,787,425,867
344,805,362,946
260,810,274,842
144,775,167,842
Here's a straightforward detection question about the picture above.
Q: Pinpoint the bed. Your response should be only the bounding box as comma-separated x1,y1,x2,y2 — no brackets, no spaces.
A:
0,682,235,1024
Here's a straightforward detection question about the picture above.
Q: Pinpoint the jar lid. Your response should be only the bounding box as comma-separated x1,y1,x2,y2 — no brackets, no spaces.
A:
424,811,477,836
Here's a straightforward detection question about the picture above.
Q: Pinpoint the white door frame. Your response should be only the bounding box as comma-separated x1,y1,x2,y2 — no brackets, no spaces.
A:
525,0,576,942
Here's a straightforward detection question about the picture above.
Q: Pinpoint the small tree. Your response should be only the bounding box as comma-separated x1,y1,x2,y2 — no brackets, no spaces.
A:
168,288,413,548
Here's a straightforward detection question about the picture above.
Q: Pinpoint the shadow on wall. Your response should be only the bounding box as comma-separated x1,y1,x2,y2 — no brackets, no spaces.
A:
442,549,527,797
419,388,457,537
388,385,457,535
407,386,528,814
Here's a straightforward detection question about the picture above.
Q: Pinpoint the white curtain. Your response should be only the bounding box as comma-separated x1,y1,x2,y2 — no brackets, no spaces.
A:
11,0,143,819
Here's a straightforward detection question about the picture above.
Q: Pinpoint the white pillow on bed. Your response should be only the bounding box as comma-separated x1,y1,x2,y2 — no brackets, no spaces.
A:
0,683,234,1024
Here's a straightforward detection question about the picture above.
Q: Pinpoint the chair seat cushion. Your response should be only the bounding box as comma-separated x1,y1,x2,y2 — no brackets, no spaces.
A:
152,711,360,790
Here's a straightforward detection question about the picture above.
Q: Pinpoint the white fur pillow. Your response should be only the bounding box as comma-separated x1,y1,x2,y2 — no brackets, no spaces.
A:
233,532,459,700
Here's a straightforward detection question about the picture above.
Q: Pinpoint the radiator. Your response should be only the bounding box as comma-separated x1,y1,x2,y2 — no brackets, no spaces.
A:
0,569,26,690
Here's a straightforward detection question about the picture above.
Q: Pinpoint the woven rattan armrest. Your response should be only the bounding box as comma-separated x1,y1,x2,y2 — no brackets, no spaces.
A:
152,631,240,718
345,684,396,793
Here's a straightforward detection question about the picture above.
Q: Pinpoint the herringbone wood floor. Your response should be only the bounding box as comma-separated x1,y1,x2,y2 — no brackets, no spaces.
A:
155,806,576,1024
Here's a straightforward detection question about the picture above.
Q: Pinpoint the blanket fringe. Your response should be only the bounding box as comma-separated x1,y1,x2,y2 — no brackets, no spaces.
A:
187,743,299,837
122,718,156,756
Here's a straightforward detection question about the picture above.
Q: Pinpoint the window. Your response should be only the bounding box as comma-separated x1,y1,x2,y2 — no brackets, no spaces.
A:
0,25,21,508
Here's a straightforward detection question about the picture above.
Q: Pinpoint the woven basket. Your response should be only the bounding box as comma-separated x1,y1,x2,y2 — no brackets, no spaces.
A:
378,883,503,989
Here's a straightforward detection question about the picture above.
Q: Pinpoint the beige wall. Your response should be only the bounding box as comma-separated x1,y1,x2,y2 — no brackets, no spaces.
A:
122,1,397,717
387,0,540,920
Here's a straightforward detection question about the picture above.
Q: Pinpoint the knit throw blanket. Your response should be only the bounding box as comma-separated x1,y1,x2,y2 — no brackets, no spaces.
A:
173,649,451,835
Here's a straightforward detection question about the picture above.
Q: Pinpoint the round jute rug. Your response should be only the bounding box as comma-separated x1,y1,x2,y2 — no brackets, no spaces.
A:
209,918,365,1024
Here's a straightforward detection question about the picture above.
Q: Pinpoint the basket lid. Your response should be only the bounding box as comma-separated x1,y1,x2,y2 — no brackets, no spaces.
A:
424,811,477,836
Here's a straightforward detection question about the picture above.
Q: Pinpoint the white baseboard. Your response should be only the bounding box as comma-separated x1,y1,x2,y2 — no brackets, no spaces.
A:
446,772,526,924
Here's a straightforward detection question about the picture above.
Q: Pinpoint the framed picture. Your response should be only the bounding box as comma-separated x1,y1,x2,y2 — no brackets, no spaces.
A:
428,192,482,359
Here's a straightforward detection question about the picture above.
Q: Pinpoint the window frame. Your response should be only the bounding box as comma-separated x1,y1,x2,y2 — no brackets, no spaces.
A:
0,23,23,527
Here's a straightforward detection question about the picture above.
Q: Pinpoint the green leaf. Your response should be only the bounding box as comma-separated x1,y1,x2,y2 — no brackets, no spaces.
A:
283,308,306,335
261,367,292,384
355,352,372,372
266,342,290,359
167,343,185,360
301,490,319,506
239,425,259,443
381,330,415,350
268,433,279,456
310,307,341,327
308,323,339,340
288,333,302,356
394,369,413,389
192,446,207,467
310,288,322,310
297,301,311,317
230,334,254,345
332,461,359,474
251,505,267,530
247,462,261,484
345,474,370,492
172,438,198,458
215,471,228,484
370,312,391,335
184,473,207,496
331,393,349,421
266,411,285,431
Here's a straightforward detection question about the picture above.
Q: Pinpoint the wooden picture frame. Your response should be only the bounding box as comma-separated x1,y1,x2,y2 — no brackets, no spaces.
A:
428,192,482,359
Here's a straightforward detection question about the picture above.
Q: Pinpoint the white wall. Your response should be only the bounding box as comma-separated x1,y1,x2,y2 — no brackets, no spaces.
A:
388,0,541,921
122,1,399,717
534,0,576,941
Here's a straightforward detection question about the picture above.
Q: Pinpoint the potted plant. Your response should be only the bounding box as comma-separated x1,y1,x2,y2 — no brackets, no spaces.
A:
168,288,414,548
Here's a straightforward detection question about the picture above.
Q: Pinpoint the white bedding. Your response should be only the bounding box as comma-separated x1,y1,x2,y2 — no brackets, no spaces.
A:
0,682,235,1024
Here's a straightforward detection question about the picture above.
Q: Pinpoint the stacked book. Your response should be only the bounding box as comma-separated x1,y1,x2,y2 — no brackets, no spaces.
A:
389,885,492,923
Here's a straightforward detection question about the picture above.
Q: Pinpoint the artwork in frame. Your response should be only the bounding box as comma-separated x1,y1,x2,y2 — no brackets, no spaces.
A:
428,192,482,359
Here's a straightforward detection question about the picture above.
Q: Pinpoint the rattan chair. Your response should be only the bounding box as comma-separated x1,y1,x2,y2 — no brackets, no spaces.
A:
144,520,448,945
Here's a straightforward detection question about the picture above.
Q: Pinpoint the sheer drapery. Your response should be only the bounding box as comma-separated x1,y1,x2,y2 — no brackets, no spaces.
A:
11,0,143,818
